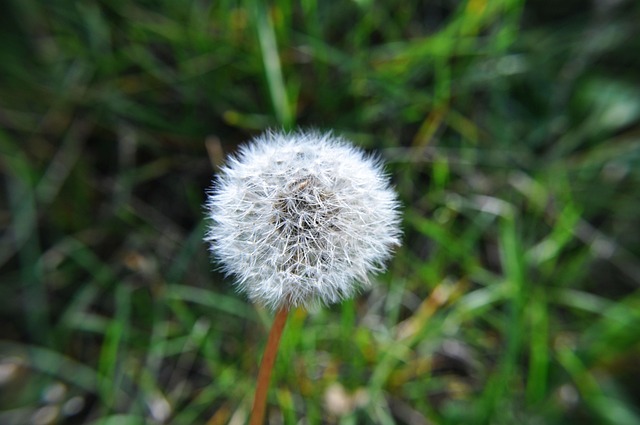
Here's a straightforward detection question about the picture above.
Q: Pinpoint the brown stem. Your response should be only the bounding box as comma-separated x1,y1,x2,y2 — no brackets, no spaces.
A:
249,306,289,425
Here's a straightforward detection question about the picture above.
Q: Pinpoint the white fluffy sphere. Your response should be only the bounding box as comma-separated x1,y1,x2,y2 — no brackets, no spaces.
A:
205,131,401,310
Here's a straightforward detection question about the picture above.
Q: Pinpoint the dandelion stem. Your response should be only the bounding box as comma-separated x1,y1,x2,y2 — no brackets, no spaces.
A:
250,306,289,425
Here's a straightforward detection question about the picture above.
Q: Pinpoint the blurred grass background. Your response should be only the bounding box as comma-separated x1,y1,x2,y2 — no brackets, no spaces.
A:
1,0,640,424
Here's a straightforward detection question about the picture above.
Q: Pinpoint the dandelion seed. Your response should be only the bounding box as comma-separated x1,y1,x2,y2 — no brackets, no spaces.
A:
205,130,402,310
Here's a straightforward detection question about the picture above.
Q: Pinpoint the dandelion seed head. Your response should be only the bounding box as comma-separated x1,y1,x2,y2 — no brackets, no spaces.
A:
205,130,402,310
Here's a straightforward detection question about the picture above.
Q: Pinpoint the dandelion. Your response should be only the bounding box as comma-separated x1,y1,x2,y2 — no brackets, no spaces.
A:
204,130,401,424
205,130,401,310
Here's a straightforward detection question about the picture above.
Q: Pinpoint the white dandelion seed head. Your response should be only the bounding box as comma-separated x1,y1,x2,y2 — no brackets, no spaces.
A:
205,130,402,310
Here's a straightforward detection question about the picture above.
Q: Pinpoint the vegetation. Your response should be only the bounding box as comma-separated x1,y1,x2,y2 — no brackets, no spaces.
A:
1,0,639,424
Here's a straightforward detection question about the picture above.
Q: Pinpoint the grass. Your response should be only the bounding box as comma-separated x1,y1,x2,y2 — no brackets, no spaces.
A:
1,0,640,424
